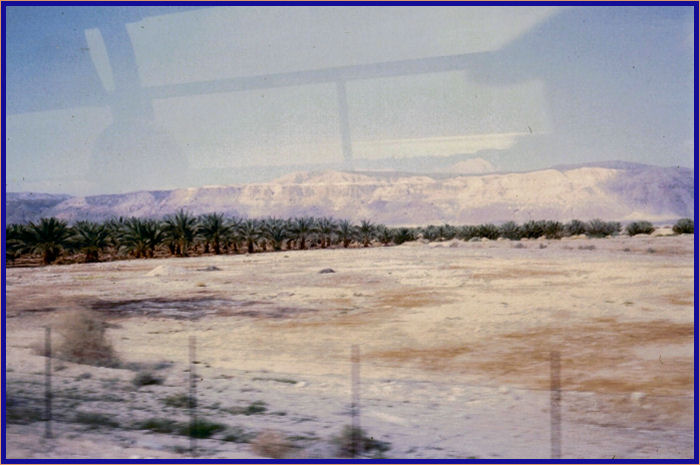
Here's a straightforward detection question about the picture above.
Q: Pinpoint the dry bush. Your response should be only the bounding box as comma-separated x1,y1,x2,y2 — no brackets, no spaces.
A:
56,310,119,367
251,430,295,458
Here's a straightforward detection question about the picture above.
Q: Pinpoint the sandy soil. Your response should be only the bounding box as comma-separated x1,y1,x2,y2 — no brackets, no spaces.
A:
4,233,695,459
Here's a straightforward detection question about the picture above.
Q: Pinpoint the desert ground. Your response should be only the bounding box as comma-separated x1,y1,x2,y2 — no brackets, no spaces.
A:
4,232,695,459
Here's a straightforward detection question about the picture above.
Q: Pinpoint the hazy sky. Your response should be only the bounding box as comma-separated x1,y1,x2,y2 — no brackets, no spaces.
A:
4,5,695,195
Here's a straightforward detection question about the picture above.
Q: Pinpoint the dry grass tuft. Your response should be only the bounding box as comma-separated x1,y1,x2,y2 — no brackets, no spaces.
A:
56,310,119,367
251,430,295,458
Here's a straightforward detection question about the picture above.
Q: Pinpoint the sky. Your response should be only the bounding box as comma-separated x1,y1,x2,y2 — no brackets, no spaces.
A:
4,5,695,195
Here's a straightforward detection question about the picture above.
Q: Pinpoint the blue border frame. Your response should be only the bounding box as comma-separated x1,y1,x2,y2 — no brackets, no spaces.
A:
1,1,698,464
0,1,698,5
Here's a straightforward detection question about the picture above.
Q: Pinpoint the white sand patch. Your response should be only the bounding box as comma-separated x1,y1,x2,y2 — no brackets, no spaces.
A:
651,227,675,237
145,265,189,276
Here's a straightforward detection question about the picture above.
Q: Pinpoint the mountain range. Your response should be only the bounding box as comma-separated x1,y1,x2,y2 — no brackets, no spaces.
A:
5,161,693,226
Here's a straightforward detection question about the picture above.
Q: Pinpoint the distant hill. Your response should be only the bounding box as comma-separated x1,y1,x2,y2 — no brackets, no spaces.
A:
5,162,693,226
5,193,72,225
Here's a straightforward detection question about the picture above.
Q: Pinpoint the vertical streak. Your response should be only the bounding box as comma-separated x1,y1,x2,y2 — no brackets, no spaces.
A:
336,80,354,169
44,327,52,439
550,350,561,459
99,21,154,121
189,336,196,456
351,344,361,457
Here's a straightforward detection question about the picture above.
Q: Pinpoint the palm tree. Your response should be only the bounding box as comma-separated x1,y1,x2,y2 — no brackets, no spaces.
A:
316,217,337,248
261,218,288,251
238,219,260,254
337,220,356,248
120,218,163,258
290,217,315,250
72,221,110,262
358,220,375,247
103,216,128,253
225,217,242,254
283,218,297,250
198,213,229,254
5,223,29,263
163,210,198,256
376,225,394,246
392,227,416,245
24,217,72,264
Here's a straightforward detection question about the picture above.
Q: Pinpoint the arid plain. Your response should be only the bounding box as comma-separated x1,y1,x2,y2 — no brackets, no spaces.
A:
4,232,694,459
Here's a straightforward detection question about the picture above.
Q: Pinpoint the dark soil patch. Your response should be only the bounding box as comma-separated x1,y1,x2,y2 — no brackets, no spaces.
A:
90,297,316,320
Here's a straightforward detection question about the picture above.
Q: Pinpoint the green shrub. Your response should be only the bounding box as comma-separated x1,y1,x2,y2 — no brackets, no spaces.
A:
586,219,621,238
75,411,120,428
135,418,180,434
228,400,267,415
626,221,655,236
5,398,43,424
457,225,477,241
135,417,224,438
162,393,191,408
391,227,416,245
565,219,587,236
132,371,164,387
499,221,522,240
437,224,457,240
521,220,546,239
180,418,226,438
474,223,500,240
543,221,564,239
673,218,694,234
333,425,391,457
421,225,440,241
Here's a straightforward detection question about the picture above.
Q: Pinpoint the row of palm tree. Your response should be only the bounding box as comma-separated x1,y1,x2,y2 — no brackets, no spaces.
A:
5,212,397,265
5,213,693,266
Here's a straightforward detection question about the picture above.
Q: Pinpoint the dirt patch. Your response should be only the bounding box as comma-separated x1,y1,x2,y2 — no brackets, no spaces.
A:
471,267,564,280
664,291,694,306
272,288,450,330
369,317,694,430
369,318,693,395
373,288,450,309
219,304,319,319
273,308,373,329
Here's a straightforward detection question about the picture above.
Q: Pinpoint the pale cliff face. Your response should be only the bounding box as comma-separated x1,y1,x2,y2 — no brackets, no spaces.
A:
7,162,694,225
